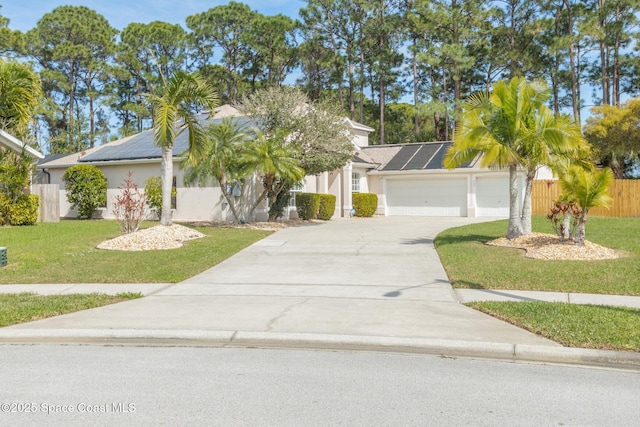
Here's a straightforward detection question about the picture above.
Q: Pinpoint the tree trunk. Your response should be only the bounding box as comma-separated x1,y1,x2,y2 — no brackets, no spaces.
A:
575,210,587,246
612,5,621,106
412,39,419,136
379,79,385,145
160,145,173,226
349,59,355,121
507,164,524,239
89,93,95,148
598,0,610,105
267,180,288,222
359,49,365,123
520,168,536,235
561,211,572,241
219,179,242,224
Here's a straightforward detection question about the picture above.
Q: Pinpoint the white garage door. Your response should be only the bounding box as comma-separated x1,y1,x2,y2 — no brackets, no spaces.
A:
386,178,467,216
476,177,510,217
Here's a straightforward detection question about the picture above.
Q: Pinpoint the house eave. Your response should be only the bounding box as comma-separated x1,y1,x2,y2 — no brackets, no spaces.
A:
38,157,174,169
0,129,44,159
368,167,519,176
352,162,378,169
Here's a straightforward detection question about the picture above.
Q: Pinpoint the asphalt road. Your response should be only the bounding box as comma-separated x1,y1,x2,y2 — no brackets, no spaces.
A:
0,344,638,426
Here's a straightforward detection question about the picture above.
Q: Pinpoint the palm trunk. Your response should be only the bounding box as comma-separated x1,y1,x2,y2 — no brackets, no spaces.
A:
520,168,536,235
219,179,242,224
507,164,523,239
160,145,173,226
561,211,572,241
267,180,289,222
575,209,587,246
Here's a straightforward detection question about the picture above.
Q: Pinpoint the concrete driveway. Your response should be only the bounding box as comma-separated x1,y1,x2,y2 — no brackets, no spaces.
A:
4,216,558,348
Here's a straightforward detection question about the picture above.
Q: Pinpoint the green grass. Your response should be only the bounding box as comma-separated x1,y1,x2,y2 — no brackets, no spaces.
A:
469,301,640,352
435,216,640,295
0,292,142,327
0,220,272,284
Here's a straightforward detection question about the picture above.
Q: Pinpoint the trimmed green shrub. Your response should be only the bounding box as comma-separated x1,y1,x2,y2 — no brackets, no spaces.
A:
144,176,176,220
62,165,107,219
295,192,321,220
7,194,39,225
352,193,378,217
144,177,162,219
317,194,336,220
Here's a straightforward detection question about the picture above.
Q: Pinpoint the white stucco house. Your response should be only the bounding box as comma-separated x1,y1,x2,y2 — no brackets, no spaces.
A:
35,104,551,222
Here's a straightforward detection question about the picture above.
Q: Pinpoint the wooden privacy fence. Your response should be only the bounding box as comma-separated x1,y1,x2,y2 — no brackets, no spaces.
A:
532,180,640,217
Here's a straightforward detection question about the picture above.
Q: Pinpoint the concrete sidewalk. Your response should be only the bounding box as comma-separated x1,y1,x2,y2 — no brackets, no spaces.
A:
1,217,639,368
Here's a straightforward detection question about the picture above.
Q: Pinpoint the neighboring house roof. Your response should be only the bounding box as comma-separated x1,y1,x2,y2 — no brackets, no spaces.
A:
37,153,68,165
37,133,138,168
0,129,44,159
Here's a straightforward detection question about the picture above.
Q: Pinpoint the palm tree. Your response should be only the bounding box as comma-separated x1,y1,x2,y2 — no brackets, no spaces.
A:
243,133,305,221
184,118,253,223
185,120,305,223
0,60,42,136
147,71,219,226
518,108,590,234
445,77,587,239
559,166,613,246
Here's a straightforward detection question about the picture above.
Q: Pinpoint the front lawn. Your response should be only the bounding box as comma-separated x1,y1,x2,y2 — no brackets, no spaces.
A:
0,221,272,284
0,292,142,327
469,301,640,352
435,216,640,295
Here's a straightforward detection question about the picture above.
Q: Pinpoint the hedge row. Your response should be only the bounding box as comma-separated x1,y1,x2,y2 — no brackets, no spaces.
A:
295,193,336,221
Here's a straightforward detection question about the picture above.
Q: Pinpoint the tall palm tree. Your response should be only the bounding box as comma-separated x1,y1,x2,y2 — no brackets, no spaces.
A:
445,77,587,239
559,166,613,246
147,71,219,226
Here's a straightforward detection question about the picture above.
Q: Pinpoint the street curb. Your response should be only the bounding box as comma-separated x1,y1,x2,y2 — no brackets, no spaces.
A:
1,329,638,369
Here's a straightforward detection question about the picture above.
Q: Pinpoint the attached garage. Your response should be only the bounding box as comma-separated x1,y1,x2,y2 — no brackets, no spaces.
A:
385,177,467,216
359,142,524,218
475,176,510,217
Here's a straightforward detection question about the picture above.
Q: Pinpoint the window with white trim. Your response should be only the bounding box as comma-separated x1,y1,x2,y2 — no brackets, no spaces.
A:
289,182,305,207
352,171,361,193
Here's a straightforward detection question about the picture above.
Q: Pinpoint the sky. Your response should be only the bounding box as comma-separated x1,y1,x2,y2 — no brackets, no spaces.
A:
1,0,304,32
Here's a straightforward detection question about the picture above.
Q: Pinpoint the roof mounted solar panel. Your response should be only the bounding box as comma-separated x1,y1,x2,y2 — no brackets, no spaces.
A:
382,144,421,170
404,143,440,170
79,116,258,163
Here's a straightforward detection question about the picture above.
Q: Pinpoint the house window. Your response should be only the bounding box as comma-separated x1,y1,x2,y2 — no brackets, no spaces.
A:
352,171,361,193
289,182,304,207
